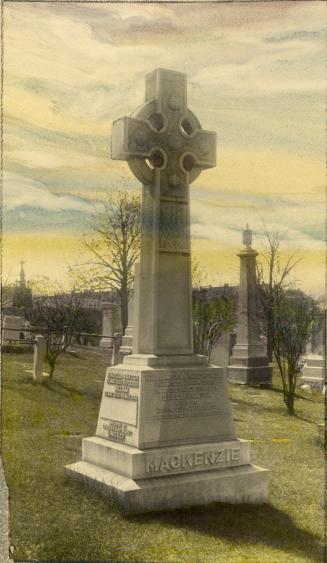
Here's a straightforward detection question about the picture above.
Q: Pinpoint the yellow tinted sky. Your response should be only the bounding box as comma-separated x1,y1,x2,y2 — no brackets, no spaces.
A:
3,2,325,296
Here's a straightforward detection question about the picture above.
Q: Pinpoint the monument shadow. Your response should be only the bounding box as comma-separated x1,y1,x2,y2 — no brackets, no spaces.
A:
127,501,323,562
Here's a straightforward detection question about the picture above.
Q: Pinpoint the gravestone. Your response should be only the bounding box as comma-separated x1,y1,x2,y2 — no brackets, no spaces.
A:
227,227,272,385
118,288,135,363
33,335,46,382
300,310,326,390
24,321,32,341
99,302,120,349
210,331,236,377
3,316,25,341
66,68,268,513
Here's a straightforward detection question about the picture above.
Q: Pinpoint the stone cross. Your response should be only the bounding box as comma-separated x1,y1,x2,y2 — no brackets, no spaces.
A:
111,68,216,355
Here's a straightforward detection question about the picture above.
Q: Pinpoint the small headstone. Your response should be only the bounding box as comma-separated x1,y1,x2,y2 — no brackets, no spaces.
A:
3,316,25,341
118,271,137,363
99,302,119,349
300,310,326,390
300,384,312,393
210,331,234,376
33,335,46,383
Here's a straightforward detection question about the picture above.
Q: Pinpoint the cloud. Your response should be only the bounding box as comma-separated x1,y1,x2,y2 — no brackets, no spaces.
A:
190,188,324,253
3,171,93,212
3,1,325,296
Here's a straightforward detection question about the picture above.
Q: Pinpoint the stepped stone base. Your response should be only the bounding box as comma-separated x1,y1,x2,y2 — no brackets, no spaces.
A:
227,343,273,386
227,365,273,385
65,460,268,514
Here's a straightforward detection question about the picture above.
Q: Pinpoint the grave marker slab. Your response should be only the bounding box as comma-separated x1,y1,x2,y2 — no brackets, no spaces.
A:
300,310,326,390
33,335,46,382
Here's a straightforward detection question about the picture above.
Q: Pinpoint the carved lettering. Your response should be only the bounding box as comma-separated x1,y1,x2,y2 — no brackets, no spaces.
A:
102,420,133,443
145,447,242,474
232,449,240,461
149,371,221,421
159,458,170,471
170,455,181,468
182,453,193,468
106,372,139,388
194,452,203,466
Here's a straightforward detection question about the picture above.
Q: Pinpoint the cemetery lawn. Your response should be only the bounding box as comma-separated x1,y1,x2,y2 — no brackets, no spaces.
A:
2,349,325,563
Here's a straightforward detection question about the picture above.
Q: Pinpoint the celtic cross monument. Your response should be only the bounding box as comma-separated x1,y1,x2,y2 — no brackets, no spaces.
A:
66,69,268,512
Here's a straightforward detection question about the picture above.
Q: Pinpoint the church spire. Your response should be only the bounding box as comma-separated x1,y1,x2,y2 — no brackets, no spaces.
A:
19,260,26,289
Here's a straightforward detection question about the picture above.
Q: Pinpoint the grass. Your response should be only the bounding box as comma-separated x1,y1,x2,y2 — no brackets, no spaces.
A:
1,348,325,562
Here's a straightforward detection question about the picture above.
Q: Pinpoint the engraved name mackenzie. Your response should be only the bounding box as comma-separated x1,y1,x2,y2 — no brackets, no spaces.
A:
146,447,240,473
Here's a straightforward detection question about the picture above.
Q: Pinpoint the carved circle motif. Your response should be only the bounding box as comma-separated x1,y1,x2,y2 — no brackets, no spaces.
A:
134,128,148,147
168,92,181,110
167,134,183,151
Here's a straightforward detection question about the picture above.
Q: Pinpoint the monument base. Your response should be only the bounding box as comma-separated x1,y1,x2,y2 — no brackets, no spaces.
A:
65,354,269,512
65,436,268,513
118,345,133,364
227,365,272,385
65,460,268,514
300,355,325,390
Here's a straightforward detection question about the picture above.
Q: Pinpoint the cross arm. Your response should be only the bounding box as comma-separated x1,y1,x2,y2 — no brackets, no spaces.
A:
187,129,217,170
111,116,156,161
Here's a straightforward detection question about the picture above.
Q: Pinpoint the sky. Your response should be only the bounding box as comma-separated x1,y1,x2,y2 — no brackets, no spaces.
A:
3,1,326,296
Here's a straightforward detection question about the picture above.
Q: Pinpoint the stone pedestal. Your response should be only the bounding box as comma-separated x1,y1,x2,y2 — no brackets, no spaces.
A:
66,68,268,513
300,354,325,390
227,228,272,386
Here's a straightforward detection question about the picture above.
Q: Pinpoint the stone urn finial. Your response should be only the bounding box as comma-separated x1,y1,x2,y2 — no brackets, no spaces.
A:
242,224,252,247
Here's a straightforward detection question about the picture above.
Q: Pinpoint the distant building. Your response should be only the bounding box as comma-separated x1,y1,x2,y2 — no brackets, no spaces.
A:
12,261,33,309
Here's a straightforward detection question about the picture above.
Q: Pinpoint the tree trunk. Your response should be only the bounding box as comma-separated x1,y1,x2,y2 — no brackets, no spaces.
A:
120,289,128,332
267,332,273,363
286,392,295,415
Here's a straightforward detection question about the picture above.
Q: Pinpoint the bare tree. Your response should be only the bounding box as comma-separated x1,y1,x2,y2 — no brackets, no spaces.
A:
256,228,301,362
193,287,237,361
70,191,140,331
25,292,100,378
267,287,318,415
192,257,208,288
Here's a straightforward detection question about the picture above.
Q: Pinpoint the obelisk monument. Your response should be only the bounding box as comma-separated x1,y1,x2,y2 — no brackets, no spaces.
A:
228,226,272,385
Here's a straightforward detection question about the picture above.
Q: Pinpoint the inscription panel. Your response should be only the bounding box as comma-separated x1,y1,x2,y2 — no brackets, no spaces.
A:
151,370,220,420
140,368,235,447
96,370,140,445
